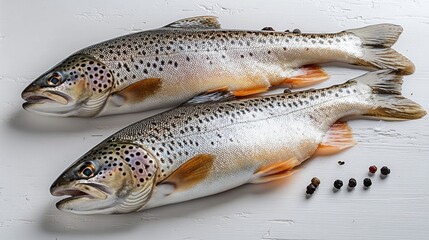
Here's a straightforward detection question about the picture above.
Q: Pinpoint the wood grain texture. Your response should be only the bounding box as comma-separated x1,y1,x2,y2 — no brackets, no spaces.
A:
0,0,428,239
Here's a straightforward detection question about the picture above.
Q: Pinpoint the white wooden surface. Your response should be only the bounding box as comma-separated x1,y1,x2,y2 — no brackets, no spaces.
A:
1,0,428,239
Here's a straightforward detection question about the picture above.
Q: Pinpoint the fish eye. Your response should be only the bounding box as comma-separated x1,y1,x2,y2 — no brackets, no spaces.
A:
79,162,96,178
46,72,62,86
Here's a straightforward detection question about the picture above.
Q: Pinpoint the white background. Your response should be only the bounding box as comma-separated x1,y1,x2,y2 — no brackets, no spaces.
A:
0,0,428,239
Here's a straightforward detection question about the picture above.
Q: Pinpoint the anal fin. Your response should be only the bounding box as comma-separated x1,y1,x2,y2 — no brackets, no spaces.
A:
314,121,356,156
250,157,300,184
282,65,329,88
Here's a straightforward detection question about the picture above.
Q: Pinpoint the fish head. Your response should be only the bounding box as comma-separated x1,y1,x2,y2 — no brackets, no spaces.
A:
50,141,158,214
22,54,114,117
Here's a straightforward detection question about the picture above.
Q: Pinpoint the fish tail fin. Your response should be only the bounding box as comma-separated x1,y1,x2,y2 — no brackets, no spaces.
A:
346,24,415,75
355,70,426,120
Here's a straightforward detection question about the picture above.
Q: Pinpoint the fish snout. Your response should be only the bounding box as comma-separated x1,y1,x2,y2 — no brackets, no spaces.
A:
50,173,73,196
21,83,41,100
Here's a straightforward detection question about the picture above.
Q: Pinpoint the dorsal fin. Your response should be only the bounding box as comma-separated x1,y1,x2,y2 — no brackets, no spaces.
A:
181,89,236,106
163,16,221,29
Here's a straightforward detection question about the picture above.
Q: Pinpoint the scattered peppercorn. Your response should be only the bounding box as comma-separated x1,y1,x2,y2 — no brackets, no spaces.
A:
380,166,391,175
369,165,377,174
311,177,321,187
363,178,372,187
338,161,345,165
348,178,357,188
306,184,316,194
292,28,301,34
333,179,343,189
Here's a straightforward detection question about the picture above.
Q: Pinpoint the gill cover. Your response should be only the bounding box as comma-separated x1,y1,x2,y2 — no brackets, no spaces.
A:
106,142,159,213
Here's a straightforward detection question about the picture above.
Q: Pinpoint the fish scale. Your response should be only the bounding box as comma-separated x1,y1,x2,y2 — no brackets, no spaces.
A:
22,16,414,117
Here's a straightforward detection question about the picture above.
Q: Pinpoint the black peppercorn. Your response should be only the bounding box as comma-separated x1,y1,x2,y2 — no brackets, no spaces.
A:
306,184,316,194
380,166,391,175
348,178,357,188
363,178,372,187
333,179,343,189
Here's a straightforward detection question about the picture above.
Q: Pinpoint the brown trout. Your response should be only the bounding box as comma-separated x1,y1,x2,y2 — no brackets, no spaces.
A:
50,70,425,214
22,16,414,117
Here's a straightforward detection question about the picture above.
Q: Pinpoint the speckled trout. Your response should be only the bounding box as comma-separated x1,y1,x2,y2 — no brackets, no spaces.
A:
50,70,425,214
22,16,414,117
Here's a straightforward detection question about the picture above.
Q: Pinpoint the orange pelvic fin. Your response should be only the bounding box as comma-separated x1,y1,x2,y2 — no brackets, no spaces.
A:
232,86,269,97
206,86,229,93
250,157,300,184
158,154,215,192
282,65,329,88
314,121,356,156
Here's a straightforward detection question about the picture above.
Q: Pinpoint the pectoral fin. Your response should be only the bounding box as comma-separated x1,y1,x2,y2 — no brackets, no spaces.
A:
110,78,162,107
158,154,215,192
282,65,329,88
250,157,300,184
314,121,356,156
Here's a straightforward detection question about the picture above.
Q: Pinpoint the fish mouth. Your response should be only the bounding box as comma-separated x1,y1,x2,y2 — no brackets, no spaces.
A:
51,183,119,214
51,183,110,206
22,90,70,105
